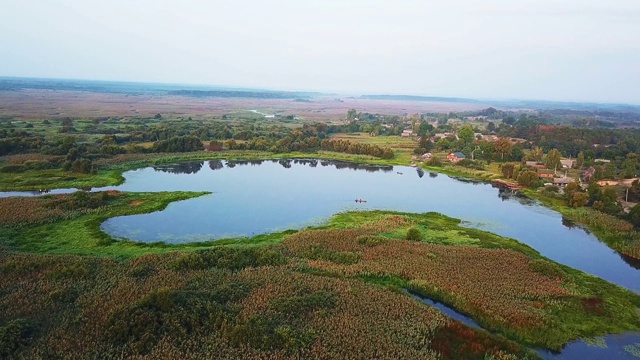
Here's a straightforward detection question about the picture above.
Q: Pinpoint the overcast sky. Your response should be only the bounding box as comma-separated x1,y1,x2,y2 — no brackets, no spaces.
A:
1,0,639,103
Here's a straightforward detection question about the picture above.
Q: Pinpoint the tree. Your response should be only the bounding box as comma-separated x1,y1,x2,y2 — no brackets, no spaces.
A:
545,149,562,174
493,138,513,161
603,163,616,179
565,181,581,201
628,180,640,202
587,182,602,205
225,139,237,150
501,163,515,178
593,188,622,215
530,147,544,162
486,122,496,133
436,138,452,151
207,141,223,152
569,192,588,208
417,122,434,137
346,109,357,120
576,151,585,168
622,153,638,179
517,170,539,187
458,124,474,146
629,203,640,228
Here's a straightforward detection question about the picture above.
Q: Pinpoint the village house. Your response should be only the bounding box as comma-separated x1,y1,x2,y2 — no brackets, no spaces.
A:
507,137,527,144
447,152,466,163
597,180,619,186
553,177,575,187
401,129,413,137
525,161,548,170
421,152,433,160
582,166,596,183
431,132,458,142
560,159,576,169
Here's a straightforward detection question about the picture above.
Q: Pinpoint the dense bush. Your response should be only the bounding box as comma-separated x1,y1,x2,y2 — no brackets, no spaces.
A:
0,319,35,358
406,227,424,241
152,136,204,153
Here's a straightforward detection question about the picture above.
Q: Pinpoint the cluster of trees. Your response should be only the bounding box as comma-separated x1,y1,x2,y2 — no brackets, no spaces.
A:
152,136,204,152
562,182,620,213
320,139,394,159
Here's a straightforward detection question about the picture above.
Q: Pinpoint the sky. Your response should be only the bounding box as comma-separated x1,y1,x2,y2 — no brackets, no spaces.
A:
1,0,639,103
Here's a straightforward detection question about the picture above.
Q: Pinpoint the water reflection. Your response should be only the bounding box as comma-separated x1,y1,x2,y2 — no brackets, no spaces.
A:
562,217,577,229
153,161,203,175
416,167,425,178
429,172,438,178
293,159,317,167
278,159,292,168
495,186,536,206
209,160,224,171
619,253,640,270
226,160,252,168
325,160,392,172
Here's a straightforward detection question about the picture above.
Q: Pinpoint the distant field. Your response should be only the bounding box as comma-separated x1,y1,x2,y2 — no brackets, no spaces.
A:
0,89,488,120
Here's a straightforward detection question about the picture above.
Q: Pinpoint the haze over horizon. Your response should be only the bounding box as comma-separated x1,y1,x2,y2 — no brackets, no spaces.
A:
2,0,639,104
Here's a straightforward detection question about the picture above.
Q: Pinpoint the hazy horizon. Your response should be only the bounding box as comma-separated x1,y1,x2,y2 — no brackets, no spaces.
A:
2,1,639,104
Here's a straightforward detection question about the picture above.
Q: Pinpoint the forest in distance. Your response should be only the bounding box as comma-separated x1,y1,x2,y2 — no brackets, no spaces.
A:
2,78,640,359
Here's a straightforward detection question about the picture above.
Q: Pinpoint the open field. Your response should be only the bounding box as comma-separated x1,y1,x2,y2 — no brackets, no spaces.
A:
0,89,489,121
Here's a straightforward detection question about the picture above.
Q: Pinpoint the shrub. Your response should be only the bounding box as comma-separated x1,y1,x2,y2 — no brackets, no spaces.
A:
0,164,26,173
425,156,442,167
406,227,423,241
356,235,389,247
0,319,35,358
24,160,57,170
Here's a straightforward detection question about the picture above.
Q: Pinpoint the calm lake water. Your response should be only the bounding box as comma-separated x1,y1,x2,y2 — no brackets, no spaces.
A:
91,159,640,294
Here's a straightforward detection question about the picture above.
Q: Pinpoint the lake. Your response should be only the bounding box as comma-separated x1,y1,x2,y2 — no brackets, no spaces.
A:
88,159,640,294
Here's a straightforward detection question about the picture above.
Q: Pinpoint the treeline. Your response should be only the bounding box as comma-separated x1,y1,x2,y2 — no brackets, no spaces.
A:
167,89,309,99
0,120,396,174
498,119,640,157
152,136,203,152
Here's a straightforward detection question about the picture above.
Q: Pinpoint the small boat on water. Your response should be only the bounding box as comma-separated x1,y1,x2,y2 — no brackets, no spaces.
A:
355,199,368,203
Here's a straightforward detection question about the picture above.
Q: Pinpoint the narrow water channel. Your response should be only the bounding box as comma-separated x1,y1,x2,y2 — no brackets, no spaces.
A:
408,291,640,360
